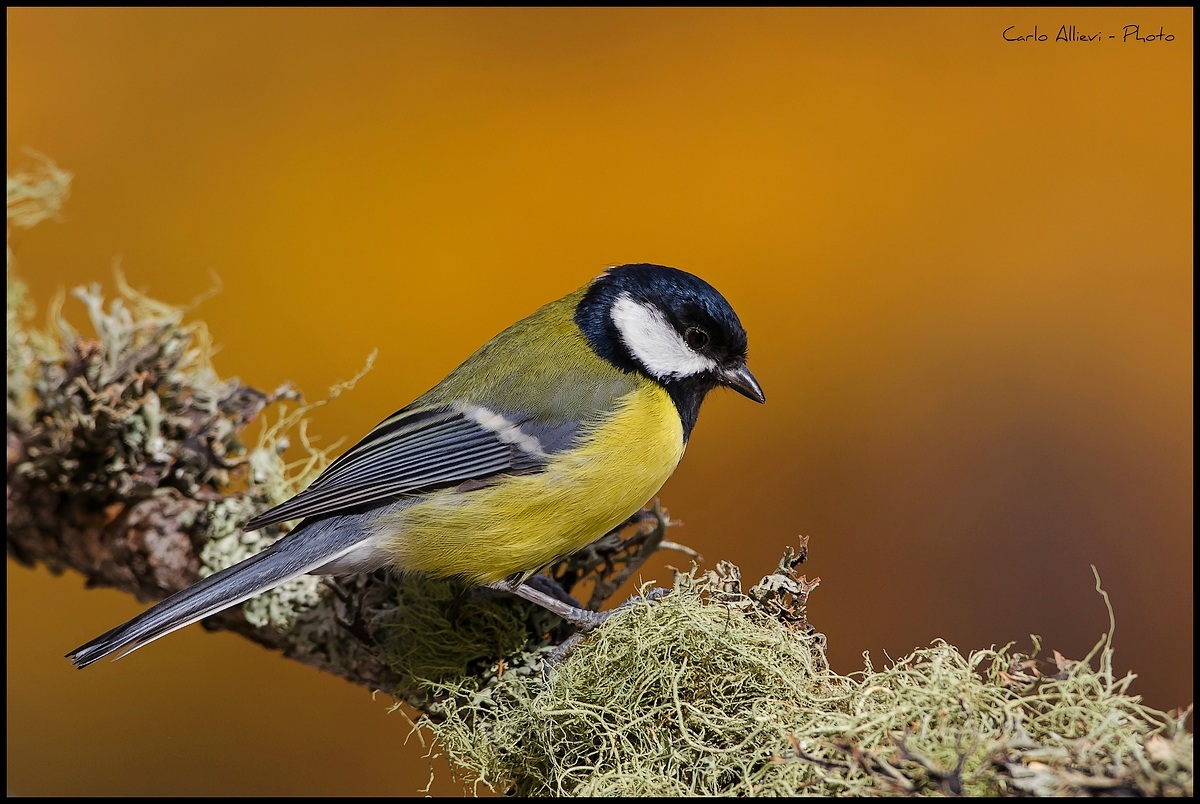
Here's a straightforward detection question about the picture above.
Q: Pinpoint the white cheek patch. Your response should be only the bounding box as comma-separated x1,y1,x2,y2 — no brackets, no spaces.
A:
610,293,718,380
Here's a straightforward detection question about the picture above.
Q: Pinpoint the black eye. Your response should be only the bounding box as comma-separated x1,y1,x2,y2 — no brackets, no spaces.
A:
684,326,710,351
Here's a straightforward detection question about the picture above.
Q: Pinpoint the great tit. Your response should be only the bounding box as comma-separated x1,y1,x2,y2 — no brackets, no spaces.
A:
67,263,764,667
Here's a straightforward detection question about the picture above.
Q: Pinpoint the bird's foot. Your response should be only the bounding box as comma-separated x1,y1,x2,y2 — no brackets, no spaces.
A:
486,579,672,675
490,581,672,675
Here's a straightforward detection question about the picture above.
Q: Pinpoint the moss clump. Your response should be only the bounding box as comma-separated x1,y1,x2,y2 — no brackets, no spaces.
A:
405,561,1192,797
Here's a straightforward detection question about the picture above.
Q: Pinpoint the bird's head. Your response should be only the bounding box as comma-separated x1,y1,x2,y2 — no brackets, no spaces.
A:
575,263,764,436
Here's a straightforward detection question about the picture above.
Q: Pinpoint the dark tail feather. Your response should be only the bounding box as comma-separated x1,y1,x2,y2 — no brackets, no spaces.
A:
67,523,366,668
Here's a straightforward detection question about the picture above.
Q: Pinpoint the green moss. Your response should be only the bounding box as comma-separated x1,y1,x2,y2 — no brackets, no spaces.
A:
403,564,1192,797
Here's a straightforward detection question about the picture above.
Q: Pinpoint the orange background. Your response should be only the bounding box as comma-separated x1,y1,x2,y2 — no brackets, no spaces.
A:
7,8,1192,796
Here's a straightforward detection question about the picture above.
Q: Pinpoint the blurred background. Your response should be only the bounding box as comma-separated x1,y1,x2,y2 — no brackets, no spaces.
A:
6,7,1192,796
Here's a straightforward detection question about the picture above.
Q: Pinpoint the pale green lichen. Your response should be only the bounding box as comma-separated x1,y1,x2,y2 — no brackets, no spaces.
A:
7,151,71,422
199,423,324,630
197,493,327,631
6,149,72,231
6,263,37,421
402,565,1192,797
198,354,376,632
15,267,259,503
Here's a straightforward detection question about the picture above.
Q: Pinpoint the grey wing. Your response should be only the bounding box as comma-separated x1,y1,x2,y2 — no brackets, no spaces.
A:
244,404,574,531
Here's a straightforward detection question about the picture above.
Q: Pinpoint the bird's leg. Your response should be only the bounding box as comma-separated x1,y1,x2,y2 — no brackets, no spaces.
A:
523,573,585,606
486,578,605,629
487,579,673,675
488,578,673,633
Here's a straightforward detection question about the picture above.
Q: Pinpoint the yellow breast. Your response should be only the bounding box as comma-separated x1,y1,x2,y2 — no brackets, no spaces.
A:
377,382,685,584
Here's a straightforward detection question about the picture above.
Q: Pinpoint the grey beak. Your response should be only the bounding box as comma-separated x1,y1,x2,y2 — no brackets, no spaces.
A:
720,364,765,403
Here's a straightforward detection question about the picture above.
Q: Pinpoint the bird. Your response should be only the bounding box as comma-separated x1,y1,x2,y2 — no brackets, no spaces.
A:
67,263,764,668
